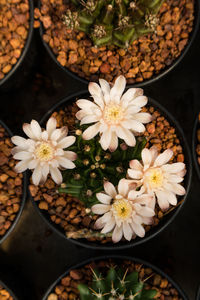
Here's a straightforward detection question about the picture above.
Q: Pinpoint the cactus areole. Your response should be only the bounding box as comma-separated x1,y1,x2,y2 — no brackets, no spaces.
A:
63,0,165,48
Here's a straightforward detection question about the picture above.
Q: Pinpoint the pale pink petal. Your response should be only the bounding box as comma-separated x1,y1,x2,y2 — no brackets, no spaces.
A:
46,117,57,136
76,99,98,111
131,222,145,237
32,165,42,186
121,88,143,107
161,162,185,173
23,123,36,139
57,157,76,169
49,166,62,185
141,148,152,167
104,181,117,198
154,149,173,167
142,217,153,225
80,115,100,125
109,132,118,152
164,191,177,206
138,206,155,217
117,127,136,147
99,78,110,103
112,225,123,243
15,160,29,173
117,179,129,197
51,128,62,141
82,122,101,140
13,151,32,160
131,96,148,107
57,127,68,141
94,212,112,229
88,82,104,109
129,159,143,171
41,131,48,141
155,191,170,211
11,136,27,147
166,175,184,183
30,120,42,139
58,136,76,149
110,75,126,103
42,164,50,182
100,130,112,150
101,218,115,234
96,193,112,204
91,204,110,215
121,120,145,132
126,105,141,115
123,222,133,241
76,110,87,120
128,169,143,179
64,151,77,161
150,146,158,163
133,112,152,124
169,183,186,196
28,159,38,169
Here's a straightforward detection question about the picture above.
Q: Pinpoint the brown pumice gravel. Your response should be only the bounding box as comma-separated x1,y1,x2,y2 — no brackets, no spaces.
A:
29,101,185,244
0,285,13,300
46,259,183,300
37,0,194,84
0,0,30,82
0,124,23,239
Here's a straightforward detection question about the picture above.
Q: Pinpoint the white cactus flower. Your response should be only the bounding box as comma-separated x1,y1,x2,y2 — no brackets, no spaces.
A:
76,75,152,152
91,179,155,243
127,146,186,211
11,117,77,186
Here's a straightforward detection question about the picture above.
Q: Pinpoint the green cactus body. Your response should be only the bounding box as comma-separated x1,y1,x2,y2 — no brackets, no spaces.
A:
77,266,157,299
63,0,165,48
58,123,147,208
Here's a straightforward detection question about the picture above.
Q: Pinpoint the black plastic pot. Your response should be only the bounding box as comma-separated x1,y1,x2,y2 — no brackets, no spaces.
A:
0,279,18,300
196,285,200,300
192,114,200,180
30,90,192,250
42,255,188,300
38,0,200,87
0,0,34,91
0,120,27,244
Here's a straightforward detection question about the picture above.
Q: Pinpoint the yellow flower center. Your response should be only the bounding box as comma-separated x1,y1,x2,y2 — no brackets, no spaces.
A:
103,104,124,125
112,199,132,220
35,142,54,162
144,167,163,189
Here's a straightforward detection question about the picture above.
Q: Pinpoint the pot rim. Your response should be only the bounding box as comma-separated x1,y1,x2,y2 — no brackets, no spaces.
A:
30,90,192,250
42,254,188,300
196,285,200,300
0,279,18,300
192,114,200,180
38,0,200,87
0,120,27,245
0,0,34,87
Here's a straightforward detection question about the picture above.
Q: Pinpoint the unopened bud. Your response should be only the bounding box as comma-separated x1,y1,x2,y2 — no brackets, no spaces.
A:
75,129,82,135
90,172,97,178
84,145,91,152
83,159,89,166
100,163,106,169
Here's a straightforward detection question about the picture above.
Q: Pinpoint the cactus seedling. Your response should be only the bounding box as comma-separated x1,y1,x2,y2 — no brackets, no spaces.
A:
63,0,165,48
78,266,157,299
59,123,147,207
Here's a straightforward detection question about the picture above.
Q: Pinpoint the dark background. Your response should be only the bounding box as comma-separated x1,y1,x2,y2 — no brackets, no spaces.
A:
0,5,200,299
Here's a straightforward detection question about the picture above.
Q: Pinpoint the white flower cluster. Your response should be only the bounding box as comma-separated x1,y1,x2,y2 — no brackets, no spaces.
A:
11,76,186,243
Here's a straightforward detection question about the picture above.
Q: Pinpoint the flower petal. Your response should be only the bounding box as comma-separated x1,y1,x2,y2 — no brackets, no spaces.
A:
117,127,136,147
96,193,112,204
131,222,145,238
112,225,123,243
64,151,77,161
23,123,36,140
133,112,152,124
57,157,76,169
129,159,143,171
131,96,148,107
123,222,133,241
101,217,115,234
91,204,110,215
42,164,50,182
154,149,173,167
76,99,99,111
15,160,29,173
161,162,185,173
32,165,42,186
117,179,129,197
58,136,76,149
138,206,155,217
49,166,62,185
82,122,101,140
28,159,38,169
110,75,126,103
80,114,100,125
155,190,170,211
13,151,32,160
88,82,104,109
109,132,118,152
104,181,117,198
121,120,145,132
11,136,27,147
141,148,152,168
100,130,112,151
121,88,143,107
46,117,57,136
76,110,87,120
128,169,143,179
99,78,110,103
